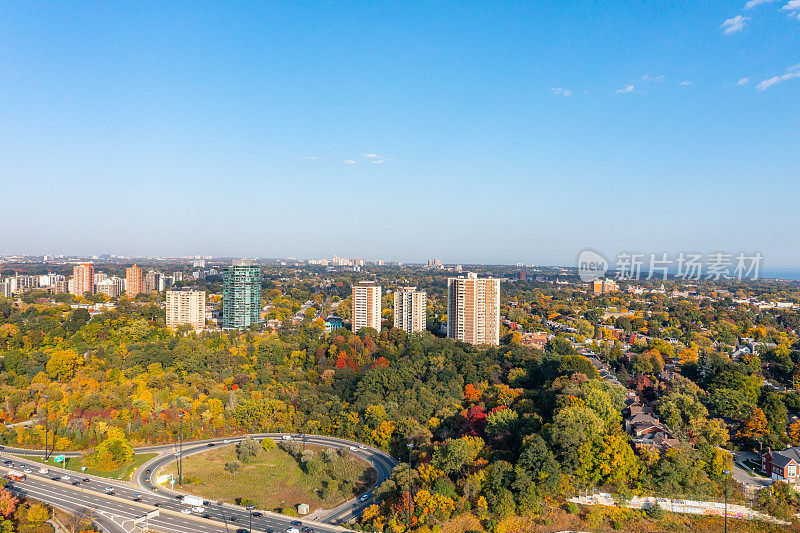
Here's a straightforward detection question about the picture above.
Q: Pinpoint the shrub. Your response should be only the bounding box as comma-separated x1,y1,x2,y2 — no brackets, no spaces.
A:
645,502,664,519
236,437,260,462
281,508,298,517
565,502,579,514
224,460,242,473
261,438,276,451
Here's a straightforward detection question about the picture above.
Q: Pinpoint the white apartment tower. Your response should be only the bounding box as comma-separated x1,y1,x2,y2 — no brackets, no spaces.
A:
393,287,427,333
447,272,501,346
351,281,381,333
166,289,206,330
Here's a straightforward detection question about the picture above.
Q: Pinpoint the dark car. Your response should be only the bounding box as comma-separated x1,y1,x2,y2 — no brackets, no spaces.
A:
265,528,275,533
207,442,216,447
251,511,263,517
82,478,90,482
154,503,163,507
290,521,301,527
236,529,250,533
145,469,151,474
3,460,12,466
229,516,239,522
132,496,142,502
51,476,60,481
71,481,80,486
202,514,212,519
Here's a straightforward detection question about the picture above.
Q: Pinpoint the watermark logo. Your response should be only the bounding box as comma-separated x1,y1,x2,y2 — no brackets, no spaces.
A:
577,249,608,282
577,249,763,281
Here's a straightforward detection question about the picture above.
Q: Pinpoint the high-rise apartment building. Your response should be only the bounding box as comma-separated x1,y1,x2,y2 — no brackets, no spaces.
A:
591,278,619,295
222,260,261,329
393,287,426,333
447,272,501,346
145,270,164,293
351,281,382,333
96,277,125,298
126,265,144,297
71,263,94,296
166,289,206,330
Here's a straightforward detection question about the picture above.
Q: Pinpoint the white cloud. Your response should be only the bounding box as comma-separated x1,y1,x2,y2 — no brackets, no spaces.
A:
745,0,778,8
370,159,386,164
550,87,572,97
302,156,322,160
641,75,665,83
362,153,383,159
737,77,750,85
679,80,691,86
342,160,357,164
756,64,800,90
616,85,635,93
721,15,748,34
783,0,800,17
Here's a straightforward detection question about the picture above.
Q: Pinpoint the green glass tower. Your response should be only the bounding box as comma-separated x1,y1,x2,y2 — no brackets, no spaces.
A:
222,260,261,328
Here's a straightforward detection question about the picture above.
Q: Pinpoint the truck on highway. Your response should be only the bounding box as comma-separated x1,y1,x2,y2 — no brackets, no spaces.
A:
4,470,26,482
182,495,203,507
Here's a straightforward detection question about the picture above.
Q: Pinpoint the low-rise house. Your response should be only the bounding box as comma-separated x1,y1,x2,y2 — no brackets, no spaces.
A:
762,447,800,482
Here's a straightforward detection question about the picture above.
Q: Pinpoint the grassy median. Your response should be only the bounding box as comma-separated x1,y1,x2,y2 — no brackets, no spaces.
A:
18,453,157,481
162,442,372,513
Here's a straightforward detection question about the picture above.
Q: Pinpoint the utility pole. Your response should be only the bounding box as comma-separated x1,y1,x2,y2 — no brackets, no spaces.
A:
406,442,414,532
178,412,185,486
246,504,254,532
722,469,731,533
42,395,50,460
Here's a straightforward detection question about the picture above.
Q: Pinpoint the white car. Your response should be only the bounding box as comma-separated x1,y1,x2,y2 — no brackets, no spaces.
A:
223,439,229,443
358,494,370,502
181,509,191,514
282,435,293,440
349,446,357,452
23,469,32,474
358,445,367,449
38,468,48,474
287,528,300,533
62,475,71,480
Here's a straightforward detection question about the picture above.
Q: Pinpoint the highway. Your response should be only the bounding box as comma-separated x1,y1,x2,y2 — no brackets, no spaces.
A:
0,433,398,533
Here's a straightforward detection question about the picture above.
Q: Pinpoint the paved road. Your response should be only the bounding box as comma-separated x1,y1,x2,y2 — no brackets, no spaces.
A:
0,433,397,533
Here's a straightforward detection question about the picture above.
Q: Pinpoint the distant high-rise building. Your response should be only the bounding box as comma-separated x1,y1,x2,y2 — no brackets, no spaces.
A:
96,277,125,298
173,271,184,283
166,289,206,330
126,265,144,297
53,280,69,294
0,279,12,298
447,272,501,346
145,270,164,292
393,287,426,333
351,281,382,333
222,260,261,329
592,278,619,295
71,263,94,296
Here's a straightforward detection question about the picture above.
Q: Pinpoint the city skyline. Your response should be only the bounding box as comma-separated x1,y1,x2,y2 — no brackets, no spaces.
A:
1,3,799,266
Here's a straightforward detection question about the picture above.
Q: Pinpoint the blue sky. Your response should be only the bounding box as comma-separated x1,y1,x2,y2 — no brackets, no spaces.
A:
1,2,798,267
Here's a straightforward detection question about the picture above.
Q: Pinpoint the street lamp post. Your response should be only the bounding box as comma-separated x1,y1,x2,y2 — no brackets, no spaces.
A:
178,412,185,486
246,504,255,532
300,398,309,453
406,442,414,532
42,395,50,460
722,469,731,533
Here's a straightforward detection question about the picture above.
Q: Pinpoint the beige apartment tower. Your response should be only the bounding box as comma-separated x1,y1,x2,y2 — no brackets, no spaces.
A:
71,263,95,296
126,265,144,297
393,287,427,333
351,281,381,333
447,272,501,345
166,289,206,330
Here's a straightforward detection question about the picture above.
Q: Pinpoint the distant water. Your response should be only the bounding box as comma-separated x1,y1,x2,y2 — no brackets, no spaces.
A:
761,268,800,281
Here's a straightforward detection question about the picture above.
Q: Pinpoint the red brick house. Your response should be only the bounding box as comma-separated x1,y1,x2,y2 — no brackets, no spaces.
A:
762,447,800,482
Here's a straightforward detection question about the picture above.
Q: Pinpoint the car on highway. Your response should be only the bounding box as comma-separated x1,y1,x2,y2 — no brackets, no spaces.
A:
51,476,60,481
71,481,80,486
223,439,230,443
251,511,263,517
358,445,367,449
301,527,315,533
290,521,301,526
2,461,10,466
286,529,299,533
236,529,250,533
202,514,212,519
207,442,216,447
349,446,357,451
61,475,70,480
181,509,191,514
358,494,370,502
38,468,48,474
264,528,275,533
105,486,115,494
82,478,90,482
229,515,239,522
153,503,163,507
23,469,32,474
282,435,293,440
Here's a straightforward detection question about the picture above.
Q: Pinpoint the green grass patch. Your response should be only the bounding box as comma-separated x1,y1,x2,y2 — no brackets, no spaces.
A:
18,453,157,481
742,459,769,478
162,443,371,513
